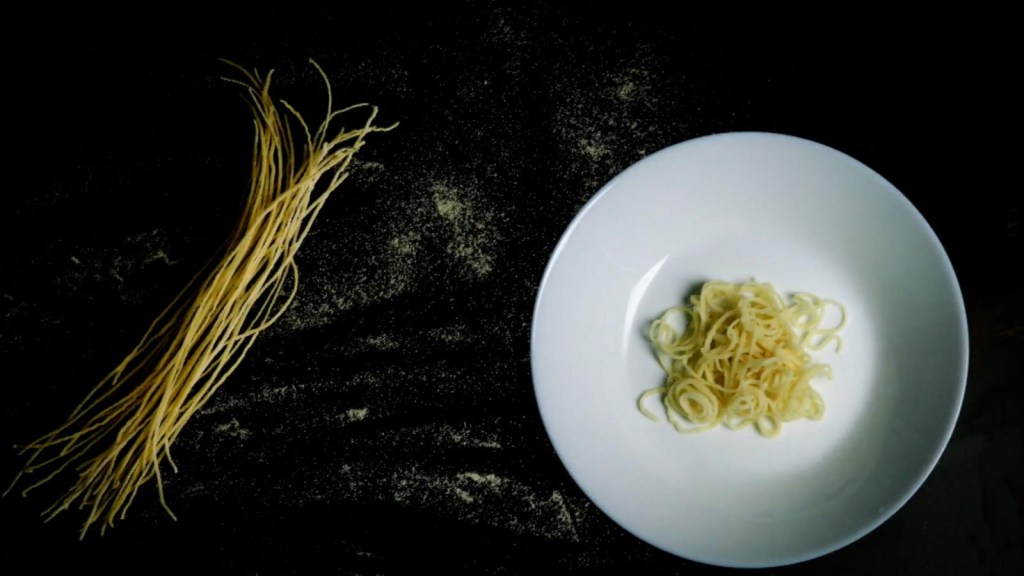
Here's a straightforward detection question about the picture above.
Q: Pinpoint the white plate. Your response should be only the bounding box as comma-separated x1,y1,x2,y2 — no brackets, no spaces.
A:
530,132,968,567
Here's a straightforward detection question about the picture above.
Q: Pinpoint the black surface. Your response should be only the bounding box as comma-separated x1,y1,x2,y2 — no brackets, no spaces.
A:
2,5,1020,574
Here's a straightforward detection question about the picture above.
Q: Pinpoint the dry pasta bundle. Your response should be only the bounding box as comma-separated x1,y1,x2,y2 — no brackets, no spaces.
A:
5,59,395,537
639,280,846,437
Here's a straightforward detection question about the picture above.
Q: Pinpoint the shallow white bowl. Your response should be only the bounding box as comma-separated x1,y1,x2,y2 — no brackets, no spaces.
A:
530,132,968,567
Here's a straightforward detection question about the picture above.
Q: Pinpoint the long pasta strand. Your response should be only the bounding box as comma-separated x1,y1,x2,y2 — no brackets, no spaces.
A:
5,59,395,537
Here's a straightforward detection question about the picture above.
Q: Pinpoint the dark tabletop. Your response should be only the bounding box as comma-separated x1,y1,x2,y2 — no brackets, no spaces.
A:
2,4,1020,575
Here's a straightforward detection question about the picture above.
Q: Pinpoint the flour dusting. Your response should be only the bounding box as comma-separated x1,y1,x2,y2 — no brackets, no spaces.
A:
214,417,251,440
430,179,498,279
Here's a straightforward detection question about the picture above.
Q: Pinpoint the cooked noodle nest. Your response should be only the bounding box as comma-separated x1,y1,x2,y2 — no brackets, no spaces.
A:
639,280,846,437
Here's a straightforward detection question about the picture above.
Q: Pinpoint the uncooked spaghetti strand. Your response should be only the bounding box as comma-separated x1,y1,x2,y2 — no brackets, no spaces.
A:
7,60,395,537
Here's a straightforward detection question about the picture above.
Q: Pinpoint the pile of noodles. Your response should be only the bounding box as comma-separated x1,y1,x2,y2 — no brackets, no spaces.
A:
639,280,846,437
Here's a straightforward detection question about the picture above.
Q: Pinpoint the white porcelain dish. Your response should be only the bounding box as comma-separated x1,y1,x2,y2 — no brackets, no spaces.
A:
530,132,968,567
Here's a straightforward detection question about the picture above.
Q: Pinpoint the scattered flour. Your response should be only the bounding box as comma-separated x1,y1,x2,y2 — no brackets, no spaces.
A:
338,407,369,424
214,417,251,440
385,466,579,542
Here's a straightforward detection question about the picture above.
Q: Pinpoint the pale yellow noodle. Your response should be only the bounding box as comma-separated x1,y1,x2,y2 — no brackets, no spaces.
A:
5,59,396,537
639,280,846,437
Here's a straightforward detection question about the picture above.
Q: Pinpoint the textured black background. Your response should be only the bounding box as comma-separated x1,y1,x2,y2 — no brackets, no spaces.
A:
2,4,1020,574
